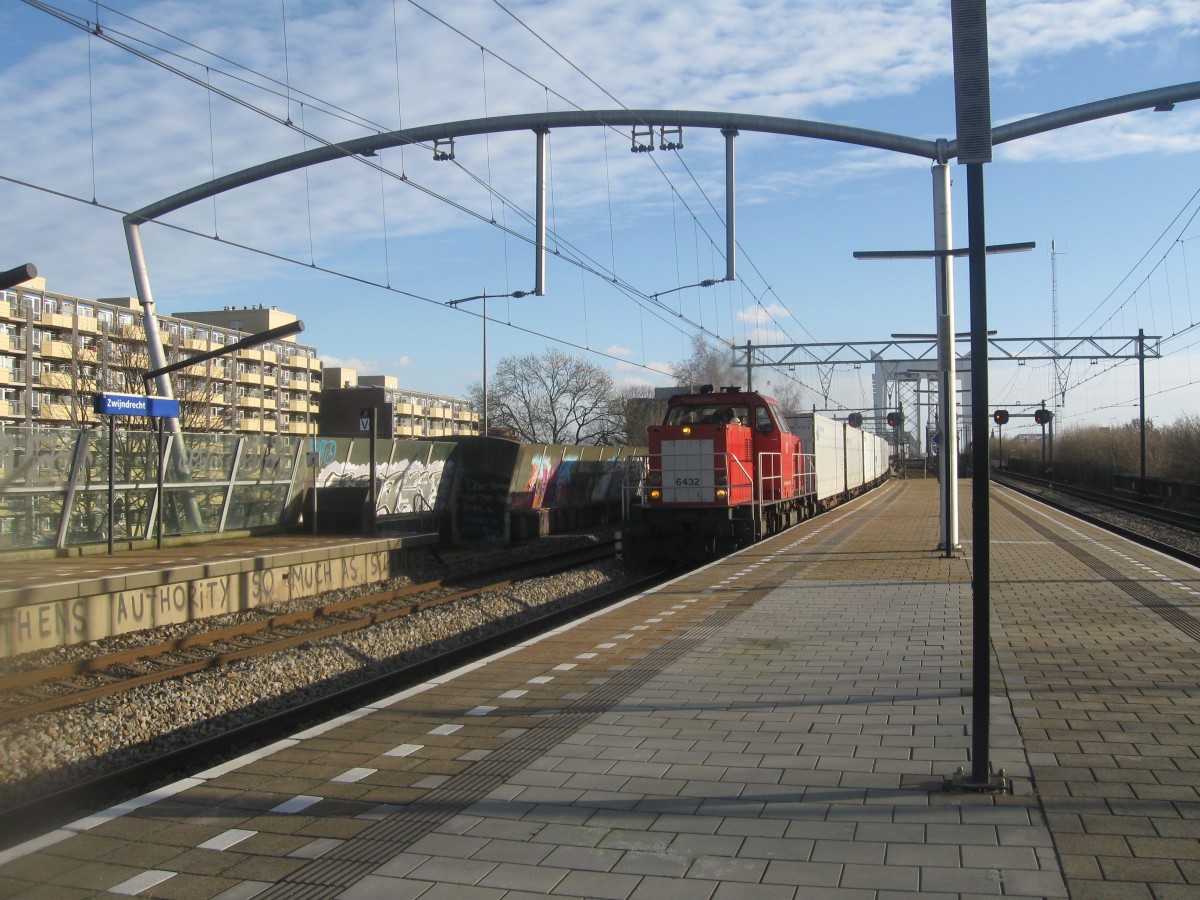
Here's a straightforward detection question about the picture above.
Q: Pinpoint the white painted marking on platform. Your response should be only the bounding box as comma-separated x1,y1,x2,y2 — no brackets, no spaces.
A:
109,870,176,895
198,829,257,851
333,768,377,783
385,743,424,757
271,795,322,814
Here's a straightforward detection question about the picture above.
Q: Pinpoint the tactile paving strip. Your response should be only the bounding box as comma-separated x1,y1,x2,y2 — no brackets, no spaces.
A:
997,494,1200,642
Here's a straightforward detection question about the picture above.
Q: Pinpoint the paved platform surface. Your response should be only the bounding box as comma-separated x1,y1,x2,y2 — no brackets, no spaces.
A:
1,477,1199,898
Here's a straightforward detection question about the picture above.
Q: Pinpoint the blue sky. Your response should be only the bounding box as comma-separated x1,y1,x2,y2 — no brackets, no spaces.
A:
2,0,1198,435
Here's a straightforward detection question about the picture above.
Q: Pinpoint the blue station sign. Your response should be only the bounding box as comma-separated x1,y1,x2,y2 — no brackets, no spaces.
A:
92,392,181,418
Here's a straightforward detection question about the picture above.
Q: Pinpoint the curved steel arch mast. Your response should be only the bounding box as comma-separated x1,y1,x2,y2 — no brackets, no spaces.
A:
126,82,1200,407
123,110,944,463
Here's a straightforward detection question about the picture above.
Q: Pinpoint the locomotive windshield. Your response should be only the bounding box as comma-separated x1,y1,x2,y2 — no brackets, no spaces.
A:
664,404,750,426
663,403,793,433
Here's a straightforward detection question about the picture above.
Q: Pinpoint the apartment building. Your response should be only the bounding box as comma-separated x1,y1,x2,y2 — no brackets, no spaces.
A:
0,278,322,435
320,369,480,438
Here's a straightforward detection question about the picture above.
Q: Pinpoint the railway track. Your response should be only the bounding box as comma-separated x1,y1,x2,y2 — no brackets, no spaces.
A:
0,542,617,726
992,469,1200,566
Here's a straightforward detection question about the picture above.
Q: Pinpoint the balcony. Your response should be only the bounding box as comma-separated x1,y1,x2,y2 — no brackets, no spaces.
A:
0,367,24,385
75,316,99,334
236,370,261,385
237,395,263,409
39,339,73,360
0,400,22,418
259,349,278,365
182,337,209,352
261,396,277,411
39,401,75,424
261,374,277,388
0,333,23,353
237,418,263,433
286,421,314,435
39,370,74,390
41,312,74,330
0,301,19,322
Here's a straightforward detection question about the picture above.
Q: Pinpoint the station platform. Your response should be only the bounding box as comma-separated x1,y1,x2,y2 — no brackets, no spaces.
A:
2,476,1199,898
0,531,438,658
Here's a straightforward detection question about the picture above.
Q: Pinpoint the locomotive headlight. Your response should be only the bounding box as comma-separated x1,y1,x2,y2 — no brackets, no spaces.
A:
649,488,662,500
715,488,728,499
681,426,692,435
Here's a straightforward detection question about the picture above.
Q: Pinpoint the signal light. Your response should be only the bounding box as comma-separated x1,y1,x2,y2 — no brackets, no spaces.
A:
1034,408,1053,425
992,409,1009,426
847,412,863,428
886,411,900,428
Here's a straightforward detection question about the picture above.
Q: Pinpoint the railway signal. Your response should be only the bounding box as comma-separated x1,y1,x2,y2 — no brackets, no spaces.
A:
992,409,1009,426
847,412,863,428
1033,408,1053,425
886,411,901,428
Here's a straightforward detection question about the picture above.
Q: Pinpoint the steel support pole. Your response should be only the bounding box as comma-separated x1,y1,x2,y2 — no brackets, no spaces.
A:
723,128,737,283
124,220,203,530
483,292,488,436
966,161,992,786
1139,328,1147,492
932,163,960,554
156,417,165,550
534,129,548,296
108,416,114,556
369,407,378,537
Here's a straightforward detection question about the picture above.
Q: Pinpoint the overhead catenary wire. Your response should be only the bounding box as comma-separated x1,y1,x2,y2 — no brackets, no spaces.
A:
0,171,678,381
34,0,753,361
20,0,726,351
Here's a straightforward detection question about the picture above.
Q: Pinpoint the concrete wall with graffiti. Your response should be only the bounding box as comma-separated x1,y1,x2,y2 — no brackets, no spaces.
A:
507,443,643,539
308,437,453,516
308,437,643,544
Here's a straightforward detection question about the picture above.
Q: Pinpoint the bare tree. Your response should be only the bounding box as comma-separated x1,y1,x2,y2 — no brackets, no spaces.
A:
473,348,619,445
764,379,807,415
611,385,667,447
100,325,229,432
670,334,742,391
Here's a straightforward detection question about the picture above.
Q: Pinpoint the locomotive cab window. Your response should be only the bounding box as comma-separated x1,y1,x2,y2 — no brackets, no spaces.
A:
664,404,750,426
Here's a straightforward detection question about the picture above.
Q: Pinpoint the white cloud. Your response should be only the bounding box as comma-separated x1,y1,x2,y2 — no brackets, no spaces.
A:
996,105,1200,163
737,303,793,325
320,355,379,372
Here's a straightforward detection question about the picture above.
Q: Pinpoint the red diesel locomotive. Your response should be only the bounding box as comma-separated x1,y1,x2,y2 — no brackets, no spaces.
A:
622,385,812,561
